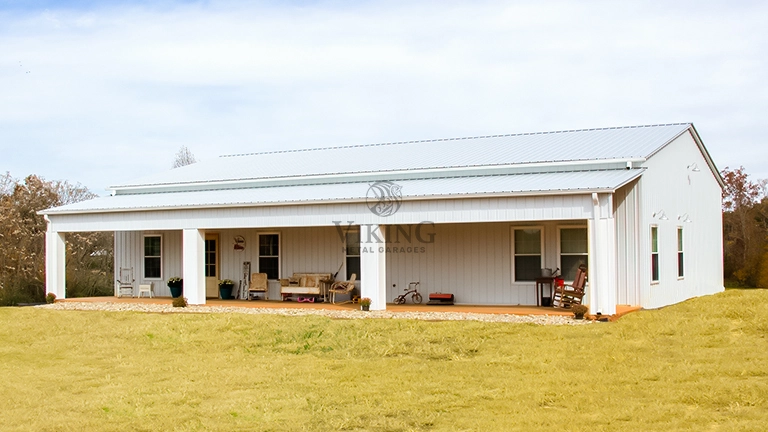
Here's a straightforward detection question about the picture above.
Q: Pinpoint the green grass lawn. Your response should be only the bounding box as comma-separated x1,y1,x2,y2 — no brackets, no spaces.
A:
1,290,767,431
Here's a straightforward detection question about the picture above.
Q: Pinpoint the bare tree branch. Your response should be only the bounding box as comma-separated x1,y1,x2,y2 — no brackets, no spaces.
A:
172,146,197,168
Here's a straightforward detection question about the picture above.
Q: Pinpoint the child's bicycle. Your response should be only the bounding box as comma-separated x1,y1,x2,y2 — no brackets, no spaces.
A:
393,282,423,304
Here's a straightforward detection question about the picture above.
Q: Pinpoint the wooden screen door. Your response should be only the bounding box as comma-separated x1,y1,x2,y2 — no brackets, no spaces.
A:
205,234,220,298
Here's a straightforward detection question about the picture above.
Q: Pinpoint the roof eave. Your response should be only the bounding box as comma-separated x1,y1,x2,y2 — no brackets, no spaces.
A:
40,186,639,217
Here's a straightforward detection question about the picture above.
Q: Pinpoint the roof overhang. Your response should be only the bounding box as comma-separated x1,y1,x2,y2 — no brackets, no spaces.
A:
42,169,644,216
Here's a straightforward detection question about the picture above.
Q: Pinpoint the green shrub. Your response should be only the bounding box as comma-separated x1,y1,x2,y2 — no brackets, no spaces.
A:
172,297,188,308
571,304,589,318
46,293,57,304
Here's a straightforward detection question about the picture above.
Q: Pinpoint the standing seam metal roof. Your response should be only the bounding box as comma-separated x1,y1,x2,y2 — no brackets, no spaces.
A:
112,123,691,189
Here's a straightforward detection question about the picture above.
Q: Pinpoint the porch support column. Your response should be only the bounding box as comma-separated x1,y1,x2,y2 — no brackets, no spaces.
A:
589,193,617,316
183,228,206,305
45,224,66,299
360,224,387,311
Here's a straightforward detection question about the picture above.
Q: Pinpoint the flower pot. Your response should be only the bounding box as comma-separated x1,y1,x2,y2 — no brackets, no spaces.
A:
169,285,183,298
361,305,370,311
573,314,584,320
219,285,234,300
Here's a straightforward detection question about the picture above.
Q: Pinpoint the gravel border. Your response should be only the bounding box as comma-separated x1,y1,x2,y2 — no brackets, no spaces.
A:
35,302,593,325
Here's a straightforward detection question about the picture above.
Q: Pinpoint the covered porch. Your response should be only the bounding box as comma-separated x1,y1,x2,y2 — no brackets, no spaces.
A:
43,180,635,315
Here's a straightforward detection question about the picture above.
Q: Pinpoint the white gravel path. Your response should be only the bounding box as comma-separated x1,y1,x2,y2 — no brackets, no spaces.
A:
36,301,593,325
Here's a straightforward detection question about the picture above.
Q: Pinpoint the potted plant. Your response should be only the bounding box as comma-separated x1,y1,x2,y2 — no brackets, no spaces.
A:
218,279,235,300
167,277,183,298
360,297,372,311
571,304,589,320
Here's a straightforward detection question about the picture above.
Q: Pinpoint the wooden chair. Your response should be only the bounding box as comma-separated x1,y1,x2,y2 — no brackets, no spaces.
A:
552,265,587,308
116,267,134,298
249,272,269,300
329,274,357,304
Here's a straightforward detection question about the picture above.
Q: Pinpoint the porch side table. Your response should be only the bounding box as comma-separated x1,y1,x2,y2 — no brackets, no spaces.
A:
535,277,556,307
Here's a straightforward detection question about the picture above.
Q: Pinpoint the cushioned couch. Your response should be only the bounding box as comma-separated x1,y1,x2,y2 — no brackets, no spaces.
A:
279,273,332,300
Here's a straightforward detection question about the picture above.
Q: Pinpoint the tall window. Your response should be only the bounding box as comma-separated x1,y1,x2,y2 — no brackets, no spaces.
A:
258,234,280,280
677,227,684,278
513,228,541,281
345,230,361,280
651,226,659,282
560,228,588,281
143,235,162,279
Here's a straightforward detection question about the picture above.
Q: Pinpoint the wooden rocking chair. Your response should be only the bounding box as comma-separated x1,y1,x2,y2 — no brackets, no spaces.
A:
552,264,587,308
329,274,357,304
248,273,269,300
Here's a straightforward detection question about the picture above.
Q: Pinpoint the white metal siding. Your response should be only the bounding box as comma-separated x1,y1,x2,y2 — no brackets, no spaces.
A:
115,230,183,297
637,131,724,308
385,221,585,305
613,180,640,305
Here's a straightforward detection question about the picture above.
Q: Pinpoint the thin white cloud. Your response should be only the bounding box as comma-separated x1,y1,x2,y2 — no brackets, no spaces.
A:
1,0,767,193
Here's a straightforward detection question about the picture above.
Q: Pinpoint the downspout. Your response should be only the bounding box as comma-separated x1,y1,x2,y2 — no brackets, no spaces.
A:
590,193,600,314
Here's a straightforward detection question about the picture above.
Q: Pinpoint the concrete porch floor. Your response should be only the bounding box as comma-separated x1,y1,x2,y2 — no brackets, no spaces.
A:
59,296,642,318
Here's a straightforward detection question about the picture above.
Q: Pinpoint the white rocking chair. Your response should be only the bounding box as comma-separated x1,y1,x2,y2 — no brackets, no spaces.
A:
117,267,135,297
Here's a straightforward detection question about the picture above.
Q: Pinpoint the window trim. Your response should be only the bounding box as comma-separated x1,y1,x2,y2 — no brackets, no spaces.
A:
650,225,659,284
677,226,684,279
556,225,589,283
257,232,281,280
142,234,163,280
511,225,544,283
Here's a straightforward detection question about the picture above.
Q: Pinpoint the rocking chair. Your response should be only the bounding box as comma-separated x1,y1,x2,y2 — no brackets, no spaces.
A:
552,264,587,308
116,267,135,298
248,272,269,300
329,273,357,304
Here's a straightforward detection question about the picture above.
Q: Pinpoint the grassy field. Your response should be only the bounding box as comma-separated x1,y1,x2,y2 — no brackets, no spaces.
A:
1,290,767,431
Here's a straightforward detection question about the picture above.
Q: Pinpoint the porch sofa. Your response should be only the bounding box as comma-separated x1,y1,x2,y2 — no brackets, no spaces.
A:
279,273,332,300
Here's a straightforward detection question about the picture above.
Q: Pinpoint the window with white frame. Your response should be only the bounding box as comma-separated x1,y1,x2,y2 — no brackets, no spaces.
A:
345,230,361,280
559,227,588,281
651,226,659,282
258,234,280,280
513,228,542,282
677,227,684,278
143,235,162,279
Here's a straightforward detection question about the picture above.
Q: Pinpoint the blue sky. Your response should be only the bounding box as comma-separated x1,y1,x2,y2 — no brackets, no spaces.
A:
2,0,767,194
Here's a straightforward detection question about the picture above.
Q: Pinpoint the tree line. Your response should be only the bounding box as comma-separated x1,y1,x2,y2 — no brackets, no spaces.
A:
0,173,113,305
721,167,768,287
0,147,196,305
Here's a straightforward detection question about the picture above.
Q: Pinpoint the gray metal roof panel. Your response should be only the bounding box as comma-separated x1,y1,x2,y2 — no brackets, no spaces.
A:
47,169,644,214
113,123,688,188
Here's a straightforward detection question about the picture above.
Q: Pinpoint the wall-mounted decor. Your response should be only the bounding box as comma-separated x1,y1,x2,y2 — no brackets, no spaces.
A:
233,235,246,251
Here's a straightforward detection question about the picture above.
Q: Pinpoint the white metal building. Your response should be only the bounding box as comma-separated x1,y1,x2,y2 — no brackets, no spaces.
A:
41,123,724,314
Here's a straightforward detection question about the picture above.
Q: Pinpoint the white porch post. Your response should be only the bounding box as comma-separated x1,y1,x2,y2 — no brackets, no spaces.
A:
360,224,387,311
589,193,617,315
183,228,206,305
45,228,66,299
